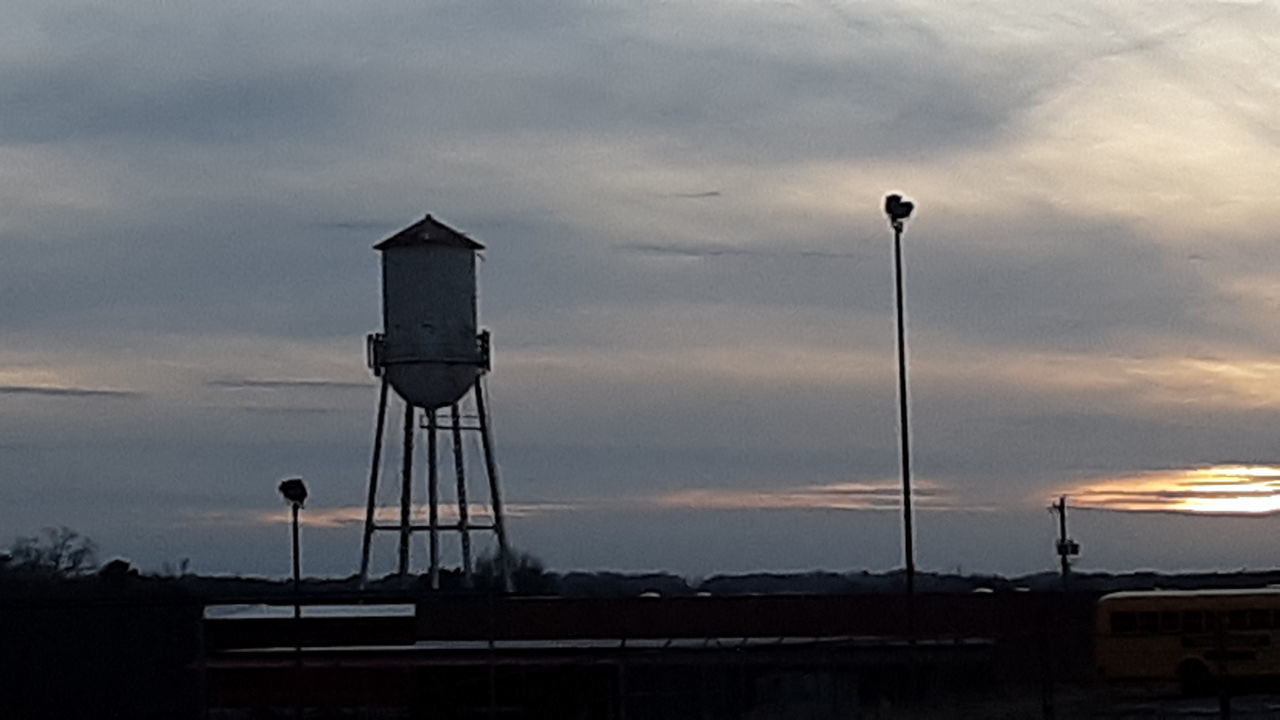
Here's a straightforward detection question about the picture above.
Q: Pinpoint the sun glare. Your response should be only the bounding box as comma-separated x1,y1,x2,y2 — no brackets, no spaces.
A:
1070,465,1280,515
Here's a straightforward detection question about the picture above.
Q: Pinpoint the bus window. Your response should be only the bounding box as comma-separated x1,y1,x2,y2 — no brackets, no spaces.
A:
1250,609,1269,629
1139,612,1159,634
1160,611,1180,633
1230,610,1248,630
1183,611,1204,633
1112,612,1137,635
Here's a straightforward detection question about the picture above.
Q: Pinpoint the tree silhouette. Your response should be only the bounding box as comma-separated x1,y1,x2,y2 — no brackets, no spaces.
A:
8,526,98,576
475,547,554,594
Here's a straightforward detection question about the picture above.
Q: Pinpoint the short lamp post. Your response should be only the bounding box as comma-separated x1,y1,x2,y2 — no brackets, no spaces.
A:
278,477,308,599
278,477,308,718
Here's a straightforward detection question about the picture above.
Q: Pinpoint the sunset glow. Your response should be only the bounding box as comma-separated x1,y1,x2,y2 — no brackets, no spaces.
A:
1069,465,1280,515
656,480,988,513
243,501,579,528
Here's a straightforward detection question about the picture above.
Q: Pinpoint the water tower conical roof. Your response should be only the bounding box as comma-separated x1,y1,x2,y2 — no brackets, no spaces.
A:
374,214,484,251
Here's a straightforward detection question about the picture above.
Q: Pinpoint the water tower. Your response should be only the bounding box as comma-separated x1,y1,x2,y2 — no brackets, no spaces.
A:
358,214,512,591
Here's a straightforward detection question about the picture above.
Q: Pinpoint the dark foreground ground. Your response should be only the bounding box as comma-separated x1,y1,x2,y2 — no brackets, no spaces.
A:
7,572,1280,718
196,686,1280,719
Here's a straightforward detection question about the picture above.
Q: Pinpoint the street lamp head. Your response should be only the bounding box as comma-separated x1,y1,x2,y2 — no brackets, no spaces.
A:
883,193,915,227
278,477,308,507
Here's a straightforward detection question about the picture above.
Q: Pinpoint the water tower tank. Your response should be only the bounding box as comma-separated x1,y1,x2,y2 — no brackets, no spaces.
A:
372,215,488,409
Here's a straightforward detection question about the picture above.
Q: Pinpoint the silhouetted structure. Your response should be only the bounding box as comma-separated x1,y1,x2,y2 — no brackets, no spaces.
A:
1051,495,1080,591
883,192,917,604
360,215,512,591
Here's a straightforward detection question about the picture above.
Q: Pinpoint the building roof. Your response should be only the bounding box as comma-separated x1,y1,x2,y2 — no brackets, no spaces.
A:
374,214,484,251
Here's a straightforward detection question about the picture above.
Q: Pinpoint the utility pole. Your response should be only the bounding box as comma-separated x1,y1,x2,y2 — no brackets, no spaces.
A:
1050,496,1079,591
1044,495,1079,720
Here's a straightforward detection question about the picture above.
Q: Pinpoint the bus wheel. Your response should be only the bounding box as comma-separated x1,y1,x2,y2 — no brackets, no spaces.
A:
1177,659,1211,696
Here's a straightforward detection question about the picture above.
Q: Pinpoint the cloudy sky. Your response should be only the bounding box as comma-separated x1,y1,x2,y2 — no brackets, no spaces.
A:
5,0,1280,578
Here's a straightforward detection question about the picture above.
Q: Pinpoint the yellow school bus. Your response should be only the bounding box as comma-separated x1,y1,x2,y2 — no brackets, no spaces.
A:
1096,588,1280,692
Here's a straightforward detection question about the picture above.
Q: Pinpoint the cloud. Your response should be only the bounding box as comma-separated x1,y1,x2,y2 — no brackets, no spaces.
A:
1066,465,1280,515
6,0,1280,576
232,476,987,530
229,406,343,416
619,242,861,260
1,2,365,146
2,0,1068,166
312,219,403,233
247,500,580,529
660,191,722,199
655,480,989,513
0,385,141,398
206,378,373,390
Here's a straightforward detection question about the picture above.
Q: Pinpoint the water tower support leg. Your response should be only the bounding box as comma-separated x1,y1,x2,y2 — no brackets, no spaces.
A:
474,377,513,593
451,403,474,587
397,402,415,577
427,409,440,590
359,378,390,584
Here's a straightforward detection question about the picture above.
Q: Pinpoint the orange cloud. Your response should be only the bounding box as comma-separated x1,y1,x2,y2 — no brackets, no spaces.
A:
188,477,991,529
188,501,580,529
655,480,990,512
1065,465,1280,515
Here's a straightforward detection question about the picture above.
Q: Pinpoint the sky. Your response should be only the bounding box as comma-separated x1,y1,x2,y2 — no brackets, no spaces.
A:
5,0,1280,579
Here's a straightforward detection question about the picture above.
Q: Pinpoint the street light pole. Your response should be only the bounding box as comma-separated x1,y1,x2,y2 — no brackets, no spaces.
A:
277,476,308,720
278,477,308,606
291,500,302,720
292,503,302,604
892,216,915,600
883,194,917,604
